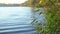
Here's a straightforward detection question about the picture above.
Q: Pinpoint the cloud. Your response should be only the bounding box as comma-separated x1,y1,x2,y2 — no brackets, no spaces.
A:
0,0,27,4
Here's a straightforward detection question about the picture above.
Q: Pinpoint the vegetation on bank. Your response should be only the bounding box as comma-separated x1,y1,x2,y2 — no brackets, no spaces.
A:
31,0,60,34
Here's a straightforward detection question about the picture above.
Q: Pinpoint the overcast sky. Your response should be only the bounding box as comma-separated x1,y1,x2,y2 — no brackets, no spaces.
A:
0,0,27,4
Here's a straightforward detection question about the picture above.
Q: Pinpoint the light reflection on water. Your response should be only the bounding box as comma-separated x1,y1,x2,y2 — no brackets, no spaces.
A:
0,7,32,24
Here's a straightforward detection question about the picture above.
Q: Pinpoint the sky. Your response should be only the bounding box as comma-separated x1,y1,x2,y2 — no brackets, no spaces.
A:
0,0,27,4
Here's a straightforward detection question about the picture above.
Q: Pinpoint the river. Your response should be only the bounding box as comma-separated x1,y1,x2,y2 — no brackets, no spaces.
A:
0,7,44,34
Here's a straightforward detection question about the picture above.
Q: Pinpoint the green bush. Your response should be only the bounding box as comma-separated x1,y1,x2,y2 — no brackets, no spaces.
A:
32,0,60,34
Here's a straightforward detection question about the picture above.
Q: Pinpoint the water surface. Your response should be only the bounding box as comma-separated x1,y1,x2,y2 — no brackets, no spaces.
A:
0,7,44,34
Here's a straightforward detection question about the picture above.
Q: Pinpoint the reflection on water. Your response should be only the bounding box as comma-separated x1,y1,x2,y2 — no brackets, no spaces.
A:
0,7,44,34
0,7,32,24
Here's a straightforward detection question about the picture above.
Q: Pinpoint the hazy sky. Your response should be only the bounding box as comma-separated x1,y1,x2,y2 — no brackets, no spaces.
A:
0,0,27,4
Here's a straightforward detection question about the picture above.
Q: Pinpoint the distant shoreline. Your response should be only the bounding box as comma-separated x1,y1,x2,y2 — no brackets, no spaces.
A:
0,0,32,7
0,6,31,7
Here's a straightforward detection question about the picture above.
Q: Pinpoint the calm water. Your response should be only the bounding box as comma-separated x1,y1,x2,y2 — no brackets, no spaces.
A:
0,7,44,34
